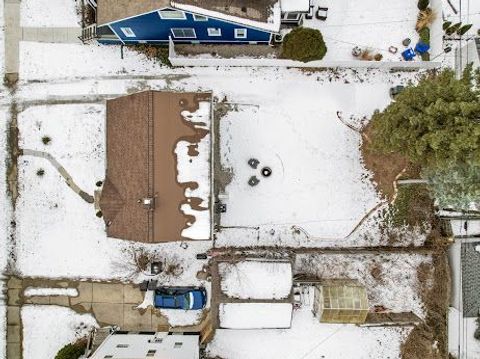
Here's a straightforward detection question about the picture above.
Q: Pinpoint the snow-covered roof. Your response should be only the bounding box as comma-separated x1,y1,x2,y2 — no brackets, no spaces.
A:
90,332,200,359
280,0,310,13
171,1,281,32
100,91,212,243
219,260,292,300
219,303,293,329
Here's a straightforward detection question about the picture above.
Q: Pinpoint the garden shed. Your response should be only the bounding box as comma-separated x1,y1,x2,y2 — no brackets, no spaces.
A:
313,280,369,324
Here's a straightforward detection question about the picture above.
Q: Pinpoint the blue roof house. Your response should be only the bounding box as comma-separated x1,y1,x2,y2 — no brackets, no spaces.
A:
87,0,302,45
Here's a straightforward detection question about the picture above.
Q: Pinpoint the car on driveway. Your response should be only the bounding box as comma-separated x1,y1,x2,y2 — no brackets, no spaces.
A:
154,287,207,310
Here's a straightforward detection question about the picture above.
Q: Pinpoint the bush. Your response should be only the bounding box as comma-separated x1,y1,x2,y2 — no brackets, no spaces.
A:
281,27,327,62
36,168,45,177
446,22,462,35
420,52,430,61
42,136,51,145
418,27,430,45
416,8,436,31
457,24,473,36
442,21,452,31
374,53,383,61
130,44,172,67
418,0,429,11
55,342,86,359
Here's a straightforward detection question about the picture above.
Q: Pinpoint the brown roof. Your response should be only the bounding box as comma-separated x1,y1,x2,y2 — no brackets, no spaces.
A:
100,91,212,243
96,0,277,25
97,0,170,25
173,0,278,22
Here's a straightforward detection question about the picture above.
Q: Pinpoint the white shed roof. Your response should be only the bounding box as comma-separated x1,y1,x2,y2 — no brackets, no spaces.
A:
219,303,293,329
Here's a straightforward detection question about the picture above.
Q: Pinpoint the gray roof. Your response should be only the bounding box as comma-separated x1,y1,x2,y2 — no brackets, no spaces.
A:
462,241,480,317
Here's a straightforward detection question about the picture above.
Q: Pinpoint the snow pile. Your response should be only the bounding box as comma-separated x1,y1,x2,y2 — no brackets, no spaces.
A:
210,308,411,359
22,306,97,359
176,100,211,240
219,261,292,300
219,303,293,329
161,309,204,327
21,0,80,28
24,287,78,297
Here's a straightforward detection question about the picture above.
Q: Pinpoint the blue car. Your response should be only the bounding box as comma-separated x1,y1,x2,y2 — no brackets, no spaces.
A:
154,287,207,310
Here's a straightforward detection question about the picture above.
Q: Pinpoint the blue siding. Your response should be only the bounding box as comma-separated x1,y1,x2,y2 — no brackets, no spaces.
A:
106,8,272,44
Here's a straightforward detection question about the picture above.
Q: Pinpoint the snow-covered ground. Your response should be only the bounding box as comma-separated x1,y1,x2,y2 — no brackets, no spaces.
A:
20,0,80,28
304,0,427,62
448,307,480,358
209,308,411,359
295,253,430,317
219,261,292,300
22,305,97,359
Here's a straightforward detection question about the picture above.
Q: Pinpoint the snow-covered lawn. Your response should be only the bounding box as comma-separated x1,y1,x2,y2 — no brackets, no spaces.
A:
208,308,411,359
20,0,80,28
304,0,422,62
219,260,292,300
218,81,386,241
295,253,430,317
22,305,97,359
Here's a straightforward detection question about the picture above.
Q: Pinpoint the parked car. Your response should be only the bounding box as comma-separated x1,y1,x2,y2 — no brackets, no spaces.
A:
389,85,405,98
154,287,207,310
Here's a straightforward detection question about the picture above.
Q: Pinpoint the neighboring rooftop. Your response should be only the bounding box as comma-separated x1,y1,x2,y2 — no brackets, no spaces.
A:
97,0,170,25
99,91,212,243
96,0,278,26
462,241,480,317
172,0,278,22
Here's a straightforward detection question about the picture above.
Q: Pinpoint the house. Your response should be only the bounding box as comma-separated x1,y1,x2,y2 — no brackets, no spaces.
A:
84,0,311,44
86,330,200,359
312,280,369,324
98,91,213,243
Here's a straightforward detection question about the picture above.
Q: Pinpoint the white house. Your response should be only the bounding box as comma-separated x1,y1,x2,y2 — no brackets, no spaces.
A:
87,331,200,359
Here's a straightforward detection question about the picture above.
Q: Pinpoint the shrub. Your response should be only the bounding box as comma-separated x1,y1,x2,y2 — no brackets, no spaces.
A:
36,168,45,177
374,53,383,61
457,24,473,36
416,8,436,31
130,45,172,67
42,136,51,145
418,27,430,45
442,21,452,31
421,52,430,61
281,27,327,62
55,341,86,359
446,22,462,35
418,0,429,11
360,49,374,61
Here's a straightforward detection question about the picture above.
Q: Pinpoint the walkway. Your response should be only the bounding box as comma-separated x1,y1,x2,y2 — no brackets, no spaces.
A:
3,0,81,82
21,149,94,203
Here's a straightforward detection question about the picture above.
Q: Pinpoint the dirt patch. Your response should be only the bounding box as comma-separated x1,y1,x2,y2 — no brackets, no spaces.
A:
175,44,279,59
401,251,449,359
361,123,408,201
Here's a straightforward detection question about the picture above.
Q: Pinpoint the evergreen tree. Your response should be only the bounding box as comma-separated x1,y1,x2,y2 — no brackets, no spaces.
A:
370,66,480,169
424,163,480,210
